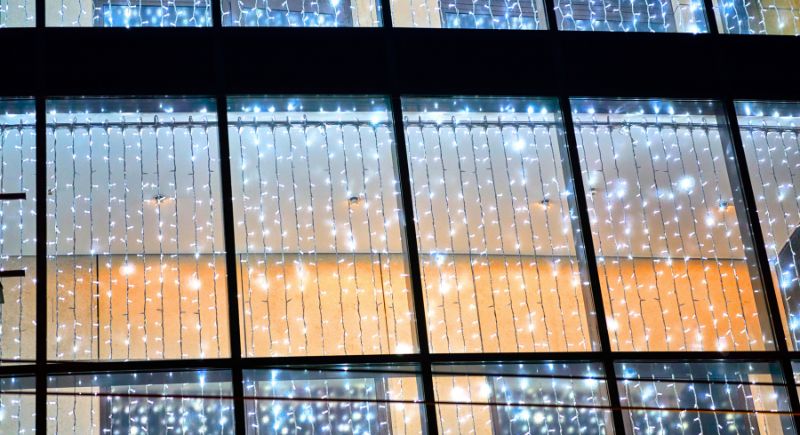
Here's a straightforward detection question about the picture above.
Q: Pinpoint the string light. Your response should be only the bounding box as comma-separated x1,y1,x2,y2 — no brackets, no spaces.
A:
50,0,211,27
47,98,228,362
717,0,800,35
230,97,415,357
222,0,379,27
553,0,707,32
738,101,800,349
390,0,544,28
0,0,34,27
573,99,767,352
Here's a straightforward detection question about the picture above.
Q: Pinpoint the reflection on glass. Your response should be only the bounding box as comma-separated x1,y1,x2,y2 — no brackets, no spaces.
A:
402,97,596,354
222,0,381,26
737,101,800,350
46,98,230,361
618,361,796,434
0,376,35,433
572,98,772,352
432,362,611,434
0,99,36,365
554,0,707,32
713,0,800,35
0,0,34,27
47,370,234,434
243,365,424,434
47,0,212,27
389,0,546,29
228,96,416,357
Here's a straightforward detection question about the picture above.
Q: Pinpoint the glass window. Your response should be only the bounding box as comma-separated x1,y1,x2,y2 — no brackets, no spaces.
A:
713,0,800,34
0,376,35,433
46,97,230,361
227,96,417,357
737,101,800,349
47,0,212,27
618,361,796,434
243,365,424,434
572,98,774,352
0,99,36,365
402,97,598,354
389,0,547,29
222,0,380,26
0,0,34,27
554,0,707,32
432,362,612,434
47,370,234,434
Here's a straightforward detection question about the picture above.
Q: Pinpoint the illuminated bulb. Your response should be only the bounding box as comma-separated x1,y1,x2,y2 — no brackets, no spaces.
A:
678,176,695,192
120,263,135,276
512,139,525,151
189,278,202,290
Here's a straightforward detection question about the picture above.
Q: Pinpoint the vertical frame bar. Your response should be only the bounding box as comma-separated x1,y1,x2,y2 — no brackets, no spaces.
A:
702,0,721,34
215,94,247,435
720,98,800,432
34,96,46,434
389,94,439,435
557,96,628,434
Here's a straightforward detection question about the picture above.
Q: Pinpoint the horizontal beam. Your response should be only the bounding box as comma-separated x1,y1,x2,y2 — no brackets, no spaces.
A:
0,28,797,100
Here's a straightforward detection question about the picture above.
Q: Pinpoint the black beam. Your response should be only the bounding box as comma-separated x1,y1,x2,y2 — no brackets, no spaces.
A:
0,28,797,99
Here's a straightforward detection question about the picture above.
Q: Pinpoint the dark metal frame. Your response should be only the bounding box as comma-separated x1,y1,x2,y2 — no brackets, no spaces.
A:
0,0,796,433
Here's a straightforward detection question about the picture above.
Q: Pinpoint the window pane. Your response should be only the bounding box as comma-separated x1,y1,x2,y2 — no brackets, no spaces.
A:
389,0,547,29
0,376,35,433
243,365,424,434
222,0,381,26
46,97,230,361
713,0,800,34
554,0,707,32
228,96,417,357
432,362,612,434
47,0,212,27
402,97,598,354
618,361,796,434
47,370,234,434
0,0,34,27
0,99,36,365
572,98,773,352
737,101,800,349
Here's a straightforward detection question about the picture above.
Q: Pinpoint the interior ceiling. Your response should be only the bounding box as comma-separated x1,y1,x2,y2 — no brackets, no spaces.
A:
0,111,797,260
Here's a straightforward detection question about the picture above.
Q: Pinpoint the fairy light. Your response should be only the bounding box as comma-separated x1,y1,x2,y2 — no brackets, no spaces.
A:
46,99,226,362
574,99,767,352
717,0,800,35
222,0,379,27
738,101,800,350
390,0,544,29
50,0,211,27
0,0,34,27
553,0,707,32
619,361,791,433
229,97,413,357
404,98,591,353
433,362,609,434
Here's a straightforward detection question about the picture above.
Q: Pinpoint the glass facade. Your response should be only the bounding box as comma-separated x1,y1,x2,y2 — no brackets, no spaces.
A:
737,101,800,349
618,361,796,433
242,365,424,433
402,97,597,354
0,0,34,26
46,97,230,361
432,362,612,433
46,0,212,26
0,94,798,432
227,96,416,357
714,0,800,34
0,99,36,365
46,370,234,434
389,0,547,28
572,98,774,352
221,0,380,26
554,0,708,32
